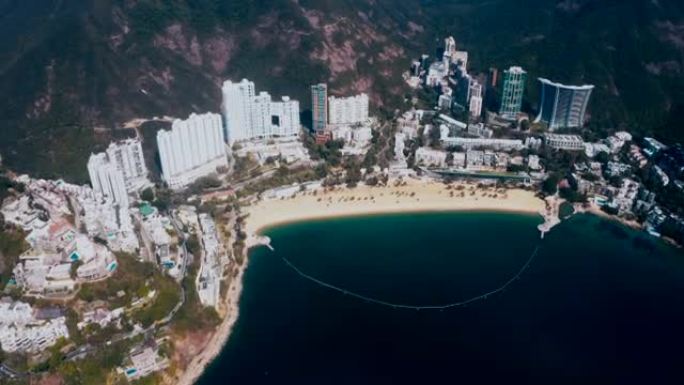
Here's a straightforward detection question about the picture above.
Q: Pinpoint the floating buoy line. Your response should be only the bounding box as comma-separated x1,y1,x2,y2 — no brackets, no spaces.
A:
271,245,542,310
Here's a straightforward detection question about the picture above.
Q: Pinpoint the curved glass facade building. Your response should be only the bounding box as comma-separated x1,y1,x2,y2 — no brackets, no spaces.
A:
534,78,594,130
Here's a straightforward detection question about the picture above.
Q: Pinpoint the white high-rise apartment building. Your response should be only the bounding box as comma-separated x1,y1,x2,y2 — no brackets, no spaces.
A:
443,36,468,70
270,96,300,137
469,82,483,118
105,139,149,193
157,113,228,190
444,36,456,58
452,51,468,70
251,91,272,138
222,79,300,143
87,153,129,208
328,93,369,125
222,79,255,143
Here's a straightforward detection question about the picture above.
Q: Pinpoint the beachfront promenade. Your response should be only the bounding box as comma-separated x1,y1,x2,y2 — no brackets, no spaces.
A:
244,179,546,236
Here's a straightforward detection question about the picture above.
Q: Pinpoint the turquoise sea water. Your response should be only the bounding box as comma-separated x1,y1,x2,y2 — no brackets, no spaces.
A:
197,212,684,385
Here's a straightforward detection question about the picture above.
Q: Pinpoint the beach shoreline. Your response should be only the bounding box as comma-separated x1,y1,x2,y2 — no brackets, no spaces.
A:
245,180,546,236
173,179,545,385
173,262,246,385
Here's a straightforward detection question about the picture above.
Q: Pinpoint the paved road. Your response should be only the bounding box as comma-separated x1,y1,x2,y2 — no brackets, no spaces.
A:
0,363,26,379
169,211,190,283
5,220,190,376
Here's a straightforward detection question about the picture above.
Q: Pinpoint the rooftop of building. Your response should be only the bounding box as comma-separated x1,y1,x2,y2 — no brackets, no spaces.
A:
538,77,595,90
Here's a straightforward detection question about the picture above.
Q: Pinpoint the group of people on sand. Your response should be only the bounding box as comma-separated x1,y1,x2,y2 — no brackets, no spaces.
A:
279,182,515,206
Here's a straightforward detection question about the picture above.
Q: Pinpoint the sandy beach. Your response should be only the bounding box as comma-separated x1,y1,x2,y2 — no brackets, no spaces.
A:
245,179,545,236
173,178,544,385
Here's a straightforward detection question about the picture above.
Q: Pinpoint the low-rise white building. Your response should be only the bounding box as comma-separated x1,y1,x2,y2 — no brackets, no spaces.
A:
584,142,611,158
331,124,373,151
415,147,448,167
613,178,640,214
605,132,632,153
441,137,524,151
606,162,632,177
122,346,169,381
527,155,542,171
465,150,500,170
139,210,178,276
545,134,585,151
234,138,311,166
78,307,124,330
0,299,69,353
197,214,223,309
397,110,422,139
262,182,323,201
426,60,449,87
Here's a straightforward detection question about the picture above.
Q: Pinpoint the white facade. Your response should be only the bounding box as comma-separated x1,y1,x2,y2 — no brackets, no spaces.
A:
222,79,300,143
234,138,310,166
271,96,301,137
331,125,373,148
197,214,222,309
0,300,69,353
452,51,468,70
328,94,370,125
87,153,129,208
469,81,483,118
438,94,452,110
415,147,448,167
545,134,585,151
105,139,150,193
221,79,255,143
441,137,525,151
444,36,456,58
157,113,228,190
527,155,542,170
426,61,449,87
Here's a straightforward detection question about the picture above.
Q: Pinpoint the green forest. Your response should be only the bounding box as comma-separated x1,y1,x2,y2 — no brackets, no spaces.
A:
0,0,682,182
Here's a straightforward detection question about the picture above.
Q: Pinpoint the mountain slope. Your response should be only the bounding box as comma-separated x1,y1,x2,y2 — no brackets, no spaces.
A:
0,0,683,182
423,0,684,138
0,0,425,181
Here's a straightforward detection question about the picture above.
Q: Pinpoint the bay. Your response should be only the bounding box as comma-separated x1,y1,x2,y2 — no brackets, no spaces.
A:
198,212,684,385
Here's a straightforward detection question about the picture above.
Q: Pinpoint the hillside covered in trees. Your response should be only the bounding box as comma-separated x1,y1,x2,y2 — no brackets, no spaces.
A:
0,0,683,181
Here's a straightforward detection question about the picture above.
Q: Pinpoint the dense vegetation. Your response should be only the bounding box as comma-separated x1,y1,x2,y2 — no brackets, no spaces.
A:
426,0,684,142
0,227,28,287
0,174,29,286
0,0,683,182
78,252,180,325
171,257,221,333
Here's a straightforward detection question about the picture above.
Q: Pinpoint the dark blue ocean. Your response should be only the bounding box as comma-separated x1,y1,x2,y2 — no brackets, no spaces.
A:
197,212,684,385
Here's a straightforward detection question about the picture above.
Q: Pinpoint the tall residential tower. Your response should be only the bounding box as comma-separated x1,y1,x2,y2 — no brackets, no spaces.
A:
469,82,483,119
311,83,328,135
221,79,255,143
221,79,300,143
87,153,129,208
499,66,527,120
88,138,150,207
105,139,149,193
535,78,594,130
328,93,369,125
157,113,228,190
